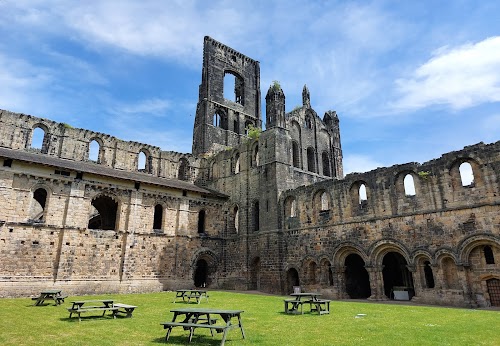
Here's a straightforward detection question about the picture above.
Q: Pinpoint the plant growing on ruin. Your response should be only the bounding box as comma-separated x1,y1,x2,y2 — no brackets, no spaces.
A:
418,171,431,179
272,80,281,91
246,124,261,140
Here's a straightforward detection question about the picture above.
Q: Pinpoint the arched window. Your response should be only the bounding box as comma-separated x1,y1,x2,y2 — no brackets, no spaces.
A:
178,158,189,181
322,152,330,176
484,246,495,264
138,151,147,171
290,199,297,217
359,183,368,210
233,206,239,233
31,188,48,221
89,139,101,162
320,192,329,211
198,210,206,234
307,147,315,173
424,261,435,288
233,154,240,174
253,145,259,167
31,126,47,153
153,204,163,230
88,195,118,230
292,141,300,168
459,162,474,186
404,174,416,196
253,201,260,232
305,116,313,129
213,113,221,127
224,71,244,105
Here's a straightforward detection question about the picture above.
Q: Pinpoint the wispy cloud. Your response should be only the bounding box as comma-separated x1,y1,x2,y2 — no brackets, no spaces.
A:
343,154,384,175
391,36,500,111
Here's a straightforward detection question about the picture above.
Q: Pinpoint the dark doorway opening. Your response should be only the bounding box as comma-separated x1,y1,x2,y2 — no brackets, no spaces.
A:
88,195,118,230
345,254,371,298
250,257,261,290
286,268,300,294
382,252,414,298
194,259,208,287
424,261,435,288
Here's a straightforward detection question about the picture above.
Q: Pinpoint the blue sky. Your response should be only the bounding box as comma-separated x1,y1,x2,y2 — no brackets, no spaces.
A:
1,0,499,174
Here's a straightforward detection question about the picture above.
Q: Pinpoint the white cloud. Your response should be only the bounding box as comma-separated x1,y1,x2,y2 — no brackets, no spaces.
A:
343,154,384,175
392,36,500,111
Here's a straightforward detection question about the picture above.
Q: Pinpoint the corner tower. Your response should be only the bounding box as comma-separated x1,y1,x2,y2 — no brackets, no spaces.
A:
192,36,262,156
265,82,286,129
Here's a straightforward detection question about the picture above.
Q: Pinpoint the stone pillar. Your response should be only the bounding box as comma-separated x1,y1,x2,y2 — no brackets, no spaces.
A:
332,266,346,299
367,265,386,300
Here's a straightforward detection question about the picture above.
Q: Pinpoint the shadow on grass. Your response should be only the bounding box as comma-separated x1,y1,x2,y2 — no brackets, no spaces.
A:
150,335,230,345
59,315,119,323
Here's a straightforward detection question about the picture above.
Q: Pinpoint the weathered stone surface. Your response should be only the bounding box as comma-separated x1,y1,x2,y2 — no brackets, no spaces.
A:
0,37,498,308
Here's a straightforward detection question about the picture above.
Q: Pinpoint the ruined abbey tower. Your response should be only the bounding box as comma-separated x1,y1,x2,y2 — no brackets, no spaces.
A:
0,36,499,308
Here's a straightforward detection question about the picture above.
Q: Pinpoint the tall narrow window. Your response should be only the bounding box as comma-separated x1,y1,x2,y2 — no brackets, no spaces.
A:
292,141,300,168
89,139,100,162
234,206,239,233
359,184,367,209
138,151,147,171
213,113,220,127
322,152,331,176
404,174,416,196
253,145,259,167
234,154,240,174
290,199,297,217
484,246,495,264
31,188,48,221
153,204,163,230
307,147,315,173
320,192,329,211
424,261,435,288
178,158,189,181
253,201,260,232
31,127,46,151
459,162,474,186
198,210,206,234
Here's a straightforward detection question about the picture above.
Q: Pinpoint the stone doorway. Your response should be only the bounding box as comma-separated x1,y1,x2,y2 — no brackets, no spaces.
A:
194,259,208,287
250,257,261,290
345,254,371,298
286,268,300,294
382,252,414,299
486,278,500,306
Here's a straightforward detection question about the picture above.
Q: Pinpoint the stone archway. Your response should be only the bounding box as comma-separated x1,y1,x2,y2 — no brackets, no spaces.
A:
345,254,371,299
382,252,414,298
192,250,218,288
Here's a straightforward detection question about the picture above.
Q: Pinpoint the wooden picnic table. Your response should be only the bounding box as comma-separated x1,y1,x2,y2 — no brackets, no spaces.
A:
32,289,67,306
67,299,138,321
160,307,245,346
173,289,209,304
284,292,331,315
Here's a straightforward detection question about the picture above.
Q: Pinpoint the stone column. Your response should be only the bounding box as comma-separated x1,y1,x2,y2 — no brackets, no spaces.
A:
367,265,386,300
332,266,346,299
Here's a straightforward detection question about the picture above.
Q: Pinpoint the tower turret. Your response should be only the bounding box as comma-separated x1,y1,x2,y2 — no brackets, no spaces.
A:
302,84,311,108
265,81,286,129
323,110,343,178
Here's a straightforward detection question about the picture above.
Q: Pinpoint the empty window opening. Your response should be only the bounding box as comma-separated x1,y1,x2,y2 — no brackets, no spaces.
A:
404,174,416,196
153,204,163,230
198,210,206,234
233,206,239,233
76,172,83,180
253,145,259,167
484,245,495,264
307,147,316,173
359,184,367,204
178,158,189,181
233,154,240,174
424,261,435,288
290,199,297,217
213,113,221,127
320,192,329,211
88,195,118,230
305,116,313,129
345,254,371,298
245,121,253,135
31,188,47,221
138,151,147,171
224,71,244,104
3,159,12,167
322,152,331,176
253,201,260,231
31,127,46,151
292,141,300,168
459,162,474,186
89,140,100,162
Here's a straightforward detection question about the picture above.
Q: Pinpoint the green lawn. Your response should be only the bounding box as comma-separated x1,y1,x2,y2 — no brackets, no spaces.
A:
0,291,498,345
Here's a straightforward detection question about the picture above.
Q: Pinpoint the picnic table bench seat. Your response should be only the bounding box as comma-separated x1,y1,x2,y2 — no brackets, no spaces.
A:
113,303,138,318
67,306,119,322
160,322,227,342
283,298,305,314
306,299,331,315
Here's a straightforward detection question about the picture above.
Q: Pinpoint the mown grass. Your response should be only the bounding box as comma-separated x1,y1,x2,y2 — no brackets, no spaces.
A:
0,291,498,345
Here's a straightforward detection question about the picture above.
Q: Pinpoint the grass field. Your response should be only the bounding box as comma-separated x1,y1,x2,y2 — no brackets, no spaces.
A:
0,291,498,345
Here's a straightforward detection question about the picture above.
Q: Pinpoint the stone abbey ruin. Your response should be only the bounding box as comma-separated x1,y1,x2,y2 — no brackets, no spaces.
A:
0,36,499,307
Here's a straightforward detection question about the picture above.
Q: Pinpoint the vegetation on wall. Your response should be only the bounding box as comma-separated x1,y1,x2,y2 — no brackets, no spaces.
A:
246,124,262,140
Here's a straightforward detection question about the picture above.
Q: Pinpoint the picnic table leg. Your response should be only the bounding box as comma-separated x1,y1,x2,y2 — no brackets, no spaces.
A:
238,314,246,339
165,327,173,341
